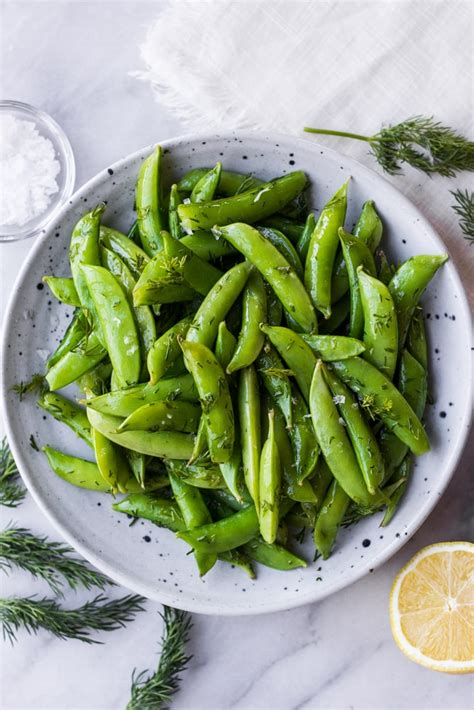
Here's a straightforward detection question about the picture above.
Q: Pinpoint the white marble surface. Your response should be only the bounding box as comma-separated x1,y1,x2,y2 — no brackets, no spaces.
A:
1,2,473,709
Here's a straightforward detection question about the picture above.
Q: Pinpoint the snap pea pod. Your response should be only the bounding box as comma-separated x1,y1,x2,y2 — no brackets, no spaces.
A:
227,271,266,373
339,228,377,339
331,200,383,302
147,316,192,385
324,368,385,494
186,261,252,348
379,349,428,481
257,227,304,278
272,404,316,504
381,456,412,526
191,162,222,203
358,267,398,380
377,250,395,286
215,321,237,372
388,254,448,347
113,494,186,531
181,340,234,463
162,230,222,293
43,446,111,492
168,184,183,239
188,416,208,465
38,392,92,448
313,479,350,560
169,473,217,576
309,361,384,508
266,284,283,326
288,386,320,484
330,356,430,456
43,277,80,307
166,459,226,490
260,324,315,402
118,400,201,434
318,295,350,335
87,407,195,459
302,334,365,360
218,549,255,579
177,505,259,554
259,409,281,544
304,181,348,319
242,539,307,571
310,459,334,510
178,171,308,231
218,426,244,502
99,226,150,278
69,204,104,316
136,145,165,256
46,330,107,391
126,450,146,488
84,375,199,417
215,222,316,333
180,232,235,261
81,265,141,388
46,310,88,370
91,427,132,494
78,362,113,396
260,216,304,244
406,308,428,370
238,366,261,506
256,342,293,428
296,212,316,261
178,168,262,195
100,246,156,369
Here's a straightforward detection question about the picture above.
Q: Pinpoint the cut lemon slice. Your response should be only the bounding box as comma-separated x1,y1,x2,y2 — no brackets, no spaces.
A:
390,542,474,673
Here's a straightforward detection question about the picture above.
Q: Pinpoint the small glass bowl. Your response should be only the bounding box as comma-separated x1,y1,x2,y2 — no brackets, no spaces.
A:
0,100,76,242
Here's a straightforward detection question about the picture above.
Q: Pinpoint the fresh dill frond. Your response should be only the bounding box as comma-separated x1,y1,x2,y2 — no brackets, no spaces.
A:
11,373,47,401
451,189,474,244
0,439,25,508
0,593,145,644
127,606,192,710
0,526,112,597
304,116,474,177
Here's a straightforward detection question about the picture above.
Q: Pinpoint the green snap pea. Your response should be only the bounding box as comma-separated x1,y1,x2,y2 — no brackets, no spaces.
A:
296,212,316,261
87,407,195,459
377,250,395,286
309,361,384,508
43,446,111,492
181,340,234,464
271,404,316,504
178,171,308,231
169,473,217,576
216,223,316,333
84,375,198,417
381,456,411,526
302,334,365,360
162,230,222,294
177,505,258,554
78,362,113,396
331,200,383,303
313,479,350,560
180,232,235,261
147,316,192,385
178,168,262,195
310,459,334,510
227,271,266,373
257,342,293,428
406,308,428,369
304,181,348,319
288,386,320,484
126,450,146,488
318,295,350,335
46,310,88,370
168,184,183,239
81,265,141,387
217,549,255,578
69,205,104,316
99,226,150,278
379,349,428,481
136,145,165,255
46,330,107,391
190,162,222,203
238,366,261,506
260,216,304,243
186,261,252,348
388,254,448,347
118,400,201,433
358,268,398,379
260,324,315,402
215,321,237,372
266,284,283,326
243,539,307,571
339,228,377,338
43,277,80,307
113,494,186,531
324,368,385,494
218,427,244,502
330,356,430,456
91,427,131,494
188,416,208,465
38,392,92,448
257,227,304,278
166,459,226,490
259,409,281,544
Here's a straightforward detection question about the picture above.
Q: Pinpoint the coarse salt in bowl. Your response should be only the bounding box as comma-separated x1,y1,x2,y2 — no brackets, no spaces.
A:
0,101,75,242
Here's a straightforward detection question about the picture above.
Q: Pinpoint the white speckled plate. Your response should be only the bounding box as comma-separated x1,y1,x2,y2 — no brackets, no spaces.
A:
1,132,472,615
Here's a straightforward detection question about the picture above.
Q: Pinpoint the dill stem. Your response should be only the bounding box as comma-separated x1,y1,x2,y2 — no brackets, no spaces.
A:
303,127,372,143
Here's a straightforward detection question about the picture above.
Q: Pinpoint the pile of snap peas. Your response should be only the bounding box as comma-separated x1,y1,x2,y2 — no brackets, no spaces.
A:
38,145,447,578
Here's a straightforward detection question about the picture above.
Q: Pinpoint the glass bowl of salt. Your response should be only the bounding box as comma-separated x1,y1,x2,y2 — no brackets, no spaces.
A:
0,100,75,242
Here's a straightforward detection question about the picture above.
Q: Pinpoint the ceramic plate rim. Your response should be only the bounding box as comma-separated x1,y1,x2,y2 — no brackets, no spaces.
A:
1,129,472,615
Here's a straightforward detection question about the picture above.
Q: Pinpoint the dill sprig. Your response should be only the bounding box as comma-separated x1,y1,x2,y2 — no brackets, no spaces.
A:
11,373,47,400
0,593,145,645
0,525,111,597
304,116,474,177
451,189,474,244
127,606,192,710
0,438,25,508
